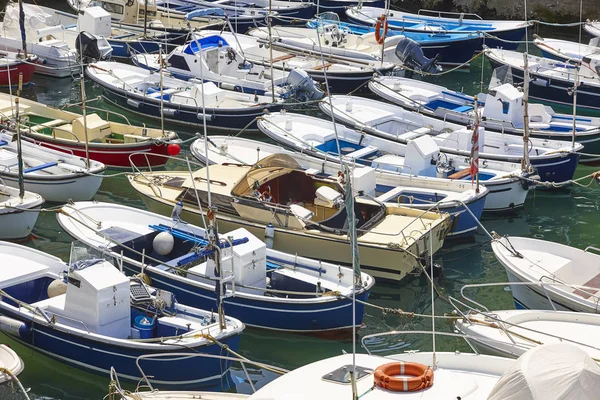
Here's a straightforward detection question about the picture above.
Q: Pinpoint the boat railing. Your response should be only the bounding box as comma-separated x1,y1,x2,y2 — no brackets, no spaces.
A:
108,352,289,395
30,140,76,156
361,330,481,355
440,111,507,134
417,9,484,20
585,246,600,255
51,312,92,333
459,280,600,313
448,292,600,355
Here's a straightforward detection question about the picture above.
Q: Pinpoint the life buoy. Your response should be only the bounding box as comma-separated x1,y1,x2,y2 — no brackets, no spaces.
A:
374,362,434,392
374,14,389,45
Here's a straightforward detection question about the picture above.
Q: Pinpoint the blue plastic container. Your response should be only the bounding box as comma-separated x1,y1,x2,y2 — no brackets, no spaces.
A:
134,316,155,339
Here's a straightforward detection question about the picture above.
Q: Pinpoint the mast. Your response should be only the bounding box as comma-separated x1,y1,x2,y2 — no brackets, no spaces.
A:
143,0,148,37
268,0,275,103
78,23,91,168
16,73,24,199
18,0,27,57
521,53,530,172
571,64,579,149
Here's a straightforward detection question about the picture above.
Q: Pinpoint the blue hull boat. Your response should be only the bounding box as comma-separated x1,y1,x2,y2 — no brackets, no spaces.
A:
57,202,375,335
0,243,244,389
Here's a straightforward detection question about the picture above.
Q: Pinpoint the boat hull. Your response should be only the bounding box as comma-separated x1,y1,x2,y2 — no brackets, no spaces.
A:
0,208,40,239
0,308,241,389
0,60,36,87
135,192,447,282
0,173,103,202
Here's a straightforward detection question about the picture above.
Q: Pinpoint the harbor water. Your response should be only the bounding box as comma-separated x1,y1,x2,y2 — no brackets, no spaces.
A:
2,5,599,399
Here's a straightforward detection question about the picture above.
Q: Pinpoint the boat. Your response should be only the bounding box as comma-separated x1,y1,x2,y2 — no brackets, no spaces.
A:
492,235,600,313
0,92,179,169
455,309,600,359
131,34,325,101
108,342,600,400
125,153,451,281
345,7,531,51
313,0,385,15
0,52,37,88
369,76,600,165
56,201,375,334
534,36,600,63
248,15,481,68
257,110,533,213
0,3,112,78
0,344,27,400
485,47,600,113
585,20,600,38
320,95,582,185
200,30,398,94
0,241,245,388
0,127,105,202
192,133,489,238
0,181,43,240
86,61,285,132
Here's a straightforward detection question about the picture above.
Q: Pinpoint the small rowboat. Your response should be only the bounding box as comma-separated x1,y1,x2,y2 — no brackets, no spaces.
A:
0,52,37,87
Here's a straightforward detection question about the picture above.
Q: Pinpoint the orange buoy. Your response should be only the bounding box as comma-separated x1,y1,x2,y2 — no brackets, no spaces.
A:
374,362,434,392
374,14,389,45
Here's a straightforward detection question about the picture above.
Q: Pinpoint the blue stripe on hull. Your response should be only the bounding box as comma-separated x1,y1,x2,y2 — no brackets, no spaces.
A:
530,152,580,184
445,193,486,239
1,310,241,389
123,265,369,332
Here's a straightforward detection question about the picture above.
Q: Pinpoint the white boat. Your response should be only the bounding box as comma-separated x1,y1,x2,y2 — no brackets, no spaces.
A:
0,181,43,240
131,34,324,101
0,344,24,384
321,95,582,185
585,21,600,38
0,127,105,202
534,36,600,63
126,153,451,281
111,342,600,400
257,110,532,213
492,235,600,312
369,75,600,165
455,309,600,360
0,4,112,78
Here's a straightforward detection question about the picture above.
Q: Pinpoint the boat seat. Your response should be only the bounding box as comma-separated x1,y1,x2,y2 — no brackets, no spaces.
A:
447,169,471,180
314,186,342,208
23,161,58,173
30,119,66,132
72,114,111,142
573,274,600,299
412,89,439,103
397,127,431,141
52,124,77,141
157,315,210,333
453,105,473,113
313,62,334,70
344,145,378,160
271,54,295,63
290,204,314,220
32,293,66,314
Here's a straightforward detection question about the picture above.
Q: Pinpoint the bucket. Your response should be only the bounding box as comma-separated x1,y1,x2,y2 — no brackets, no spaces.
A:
134,316,155,339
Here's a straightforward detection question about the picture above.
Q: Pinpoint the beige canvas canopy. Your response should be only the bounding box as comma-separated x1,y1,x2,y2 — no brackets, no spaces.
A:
231,154,303,197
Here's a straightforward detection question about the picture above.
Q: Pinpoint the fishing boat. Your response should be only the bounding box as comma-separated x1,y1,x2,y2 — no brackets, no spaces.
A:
0,3,112,78
455,309,600,360
313,0,385,15
0,128,105,202
585,20,600,38
131,34,325,101
369,76,600,165
0,93,179,168
492,235,600,313
200,30,398,94
249,15,481,68
125,153,451,281
345,7,531,51
534,36,600,63
57,201,375,334
109,342,600,400
0,52,37,87
87,61,284,132
0,241,245,388
485,48,600,113
320,95,582,184
0,182,43,240
192,134,489,238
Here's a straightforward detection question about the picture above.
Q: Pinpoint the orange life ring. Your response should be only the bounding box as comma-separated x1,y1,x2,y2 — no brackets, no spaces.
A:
374,362,434,392
374,14,389,45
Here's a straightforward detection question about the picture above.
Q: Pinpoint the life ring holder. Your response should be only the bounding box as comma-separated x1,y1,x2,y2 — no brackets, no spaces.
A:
374,362,434,392
375,14,389,45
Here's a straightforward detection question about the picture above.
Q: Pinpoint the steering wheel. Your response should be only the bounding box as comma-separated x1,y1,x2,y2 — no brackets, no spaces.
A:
435,153,449,175
226,48,237,64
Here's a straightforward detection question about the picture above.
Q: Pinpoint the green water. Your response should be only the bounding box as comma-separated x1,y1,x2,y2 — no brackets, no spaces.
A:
1,19,600,400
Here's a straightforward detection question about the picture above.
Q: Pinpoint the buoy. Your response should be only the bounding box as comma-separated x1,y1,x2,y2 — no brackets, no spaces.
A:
47,279,67,298
285,118,293,131
153,231,174,255
345,99,353,112
265,223,275,238
167,143,181,156
0,316,30,338
136,272,152,286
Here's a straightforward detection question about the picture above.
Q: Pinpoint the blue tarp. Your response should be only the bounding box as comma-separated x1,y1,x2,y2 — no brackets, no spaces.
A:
184,8,225,21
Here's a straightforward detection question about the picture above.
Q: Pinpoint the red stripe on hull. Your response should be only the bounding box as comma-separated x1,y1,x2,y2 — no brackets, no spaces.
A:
0,60,36,86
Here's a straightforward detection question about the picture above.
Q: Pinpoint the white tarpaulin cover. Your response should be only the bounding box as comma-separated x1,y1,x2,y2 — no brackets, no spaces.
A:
488,343,600,400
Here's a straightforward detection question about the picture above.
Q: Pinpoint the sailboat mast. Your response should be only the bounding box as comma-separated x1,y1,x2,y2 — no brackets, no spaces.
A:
521,53,530,172
78,28,90,168
571,65,578,148
143,0,148,37
16,73,24,199
18,0,27,57
268,0,275,103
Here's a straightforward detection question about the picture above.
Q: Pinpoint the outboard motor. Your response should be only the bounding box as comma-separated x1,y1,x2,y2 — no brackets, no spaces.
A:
75,31,112,62
286,69,325,102
395,37,441,75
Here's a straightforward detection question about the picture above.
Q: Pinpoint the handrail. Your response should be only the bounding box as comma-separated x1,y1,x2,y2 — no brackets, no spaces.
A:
361,330,480,355
585,246,600,255
417,9,483,20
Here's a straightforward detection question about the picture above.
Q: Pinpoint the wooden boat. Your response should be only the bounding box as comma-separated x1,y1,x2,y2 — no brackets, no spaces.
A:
455,309,600,359
257,111,532,213
486,47,600,113
202,30,398,94
320,95,583,185
131,34,325,101
0,52,37,87
57,201,375,335
369,76,600,165
0,241,244,388
0,93,179,168
192,134,488,238
126,153,451,281
346,7,531,51
86,61,284,132
0,182,43,240
492,235,600,312
0,129,105,202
